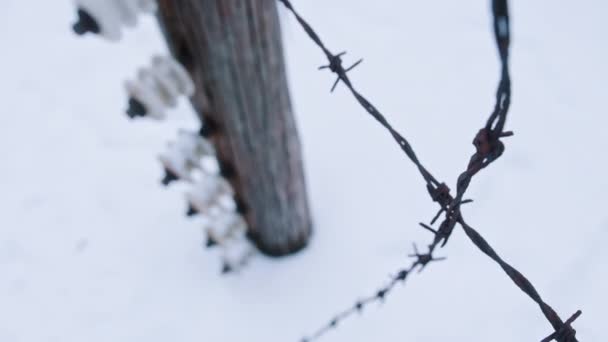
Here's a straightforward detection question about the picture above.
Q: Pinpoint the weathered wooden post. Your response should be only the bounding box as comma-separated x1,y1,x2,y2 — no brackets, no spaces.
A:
157,0,312,256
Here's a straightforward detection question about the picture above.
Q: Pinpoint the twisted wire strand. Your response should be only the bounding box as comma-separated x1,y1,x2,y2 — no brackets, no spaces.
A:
278,1,581,341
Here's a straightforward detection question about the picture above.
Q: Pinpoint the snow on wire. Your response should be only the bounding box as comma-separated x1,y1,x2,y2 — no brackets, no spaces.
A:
277,0,582,341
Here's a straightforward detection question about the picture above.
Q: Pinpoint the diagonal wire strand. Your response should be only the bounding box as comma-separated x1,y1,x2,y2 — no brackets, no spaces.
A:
278,0,581,341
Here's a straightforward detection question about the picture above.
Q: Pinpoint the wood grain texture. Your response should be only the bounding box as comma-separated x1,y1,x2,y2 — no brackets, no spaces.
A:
157,0,312,256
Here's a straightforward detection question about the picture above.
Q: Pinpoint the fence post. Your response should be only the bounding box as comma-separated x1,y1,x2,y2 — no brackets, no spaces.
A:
156,0,313,256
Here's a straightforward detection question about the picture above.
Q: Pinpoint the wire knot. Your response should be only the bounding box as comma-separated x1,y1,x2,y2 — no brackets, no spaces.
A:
408,243,446,272
427,182,452,207
541,310,581,342
325,52,345,73
319,52,363,92
469,128,513,173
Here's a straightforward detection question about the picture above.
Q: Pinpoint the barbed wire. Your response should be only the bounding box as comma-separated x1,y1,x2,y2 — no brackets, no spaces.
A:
301,245,446,342
277,0,582,341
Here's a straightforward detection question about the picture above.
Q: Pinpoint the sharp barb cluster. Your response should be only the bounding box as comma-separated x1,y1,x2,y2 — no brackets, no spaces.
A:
278,0,581,341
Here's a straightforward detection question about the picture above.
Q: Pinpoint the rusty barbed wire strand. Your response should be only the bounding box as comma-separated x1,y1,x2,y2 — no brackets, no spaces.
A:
278,0,581,341
302,245,446,342
458,218,581,342
276,0,440,190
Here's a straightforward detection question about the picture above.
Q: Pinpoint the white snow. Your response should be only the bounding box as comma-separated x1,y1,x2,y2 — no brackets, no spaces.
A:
1,1,607,341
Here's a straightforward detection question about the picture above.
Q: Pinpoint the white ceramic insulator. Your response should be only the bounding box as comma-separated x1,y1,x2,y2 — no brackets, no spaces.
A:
158,155,193,182
74,0,157,41
187,175,233,214
205,211,247,245
151,56,195,98
158,130,217,183
174,129,215,160
221,234,256,271
126,70,166,119
125,55,194,120
158,148,198,182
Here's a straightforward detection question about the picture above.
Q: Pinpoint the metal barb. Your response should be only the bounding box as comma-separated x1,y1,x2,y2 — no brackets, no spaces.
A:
408,243,446,272
318,52,363,92
279,0,581,340
541,310,582,342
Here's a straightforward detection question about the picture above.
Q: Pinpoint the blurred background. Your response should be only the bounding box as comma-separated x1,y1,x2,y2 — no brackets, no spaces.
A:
1,0,607,341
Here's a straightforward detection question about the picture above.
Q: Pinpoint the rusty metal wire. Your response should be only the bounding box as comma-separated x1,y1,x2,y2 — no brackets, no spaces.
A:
301,245,446,342
278,0,581,341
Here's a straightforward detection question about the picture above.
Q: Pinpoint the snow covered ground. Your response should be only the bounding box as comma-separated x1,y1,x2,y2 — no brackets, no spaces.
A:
1,1,607,341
